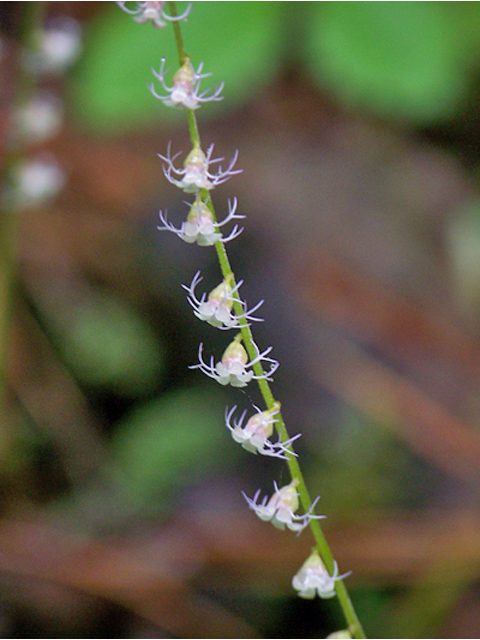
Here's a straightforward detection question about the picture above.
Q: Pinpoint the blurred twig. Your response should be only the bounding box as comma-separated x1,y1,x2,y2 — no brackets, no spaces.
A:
297,254,480,482
10,300,108,487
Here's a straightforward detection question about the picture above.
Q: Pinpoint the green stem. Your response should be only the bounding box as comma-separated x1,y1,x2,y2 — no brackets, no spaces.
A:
167,3,365,637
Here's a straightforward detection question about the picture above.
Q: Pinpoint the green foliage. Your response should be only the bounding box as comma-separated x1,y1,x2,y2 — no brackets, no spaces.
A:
311,408,414,519
305,2,468,123
111,387,232,501
345,587,392,640
71,1,283,132
58,294,164,396
69,1,480,131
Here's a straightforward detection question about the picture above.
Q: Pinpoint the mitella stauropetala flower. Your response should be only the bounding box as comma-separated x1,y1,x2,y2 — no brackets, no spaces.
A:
158,196,244,246
116,1,191,29
191,336,278,388
159,141,242,193
292,550,350,599
150,57,224,110
243,480,324,534
225,404,300,458
183,271,264,329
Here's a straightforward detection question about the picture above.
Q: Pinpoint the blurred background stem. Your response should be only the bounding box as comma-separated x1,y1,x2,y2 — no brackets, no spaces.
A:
0,2,47,449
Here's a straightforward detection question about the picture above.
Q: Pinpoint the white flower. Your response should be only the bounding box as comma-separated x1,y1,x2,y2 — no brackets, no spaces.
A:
191,338,278,387
117,1,191,28
183,271,263,329
25,18,82,76
150,57,224,109
159,142,242,193
158,196,244,246
3,157,65,210
292,550,350,599
243,480,324,534
225,404,300,458
12,91,63,144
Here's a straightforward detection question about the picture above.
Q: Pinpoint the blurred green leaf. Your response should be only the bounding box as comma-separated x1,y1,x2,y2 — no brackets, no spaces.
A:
59,295,164,396
311,408,419,519
306,2,469,123
447,198,480,317
112,388,231,500
442,2,480,63
70,2,283,132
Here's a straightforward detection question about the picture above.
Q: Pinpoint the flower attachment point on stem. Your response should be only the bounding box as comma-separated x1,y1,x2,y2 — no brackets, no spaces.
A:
190,335,278,387
116,1,191,29
292,550,351,599
243,479,324,534
183,270,264,328
159,141,242,193
225,404,300,458
158,196,244,246
150,57,224,110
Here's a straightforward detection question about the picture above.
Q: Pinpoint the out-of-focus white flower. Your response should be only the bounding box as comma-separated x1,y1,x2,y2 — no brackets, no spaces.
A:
150,57,224,109
225,404,299,458
26,18,82,75
243,480,324,534
183,271,263,328
159,142,242,193
158,196,244,246
4,157,65,210
191,338,278,387
12,91,63,144
292,550,350,599
117,1,191,29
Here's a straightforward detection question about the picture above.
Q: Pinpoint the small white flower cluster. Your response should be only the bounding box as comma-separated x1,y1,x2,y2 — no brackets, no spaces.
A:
4,16,81,211
120,2,350,606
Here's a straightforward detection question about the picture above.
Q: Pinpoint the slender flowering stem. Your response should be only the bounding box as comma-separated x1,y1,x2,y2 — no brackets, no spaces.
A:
165,3,365,637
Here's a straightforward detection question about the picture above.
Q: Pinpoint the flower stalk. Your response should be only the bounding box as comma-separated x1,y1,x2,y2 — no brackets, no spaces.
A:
120,1,367,636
